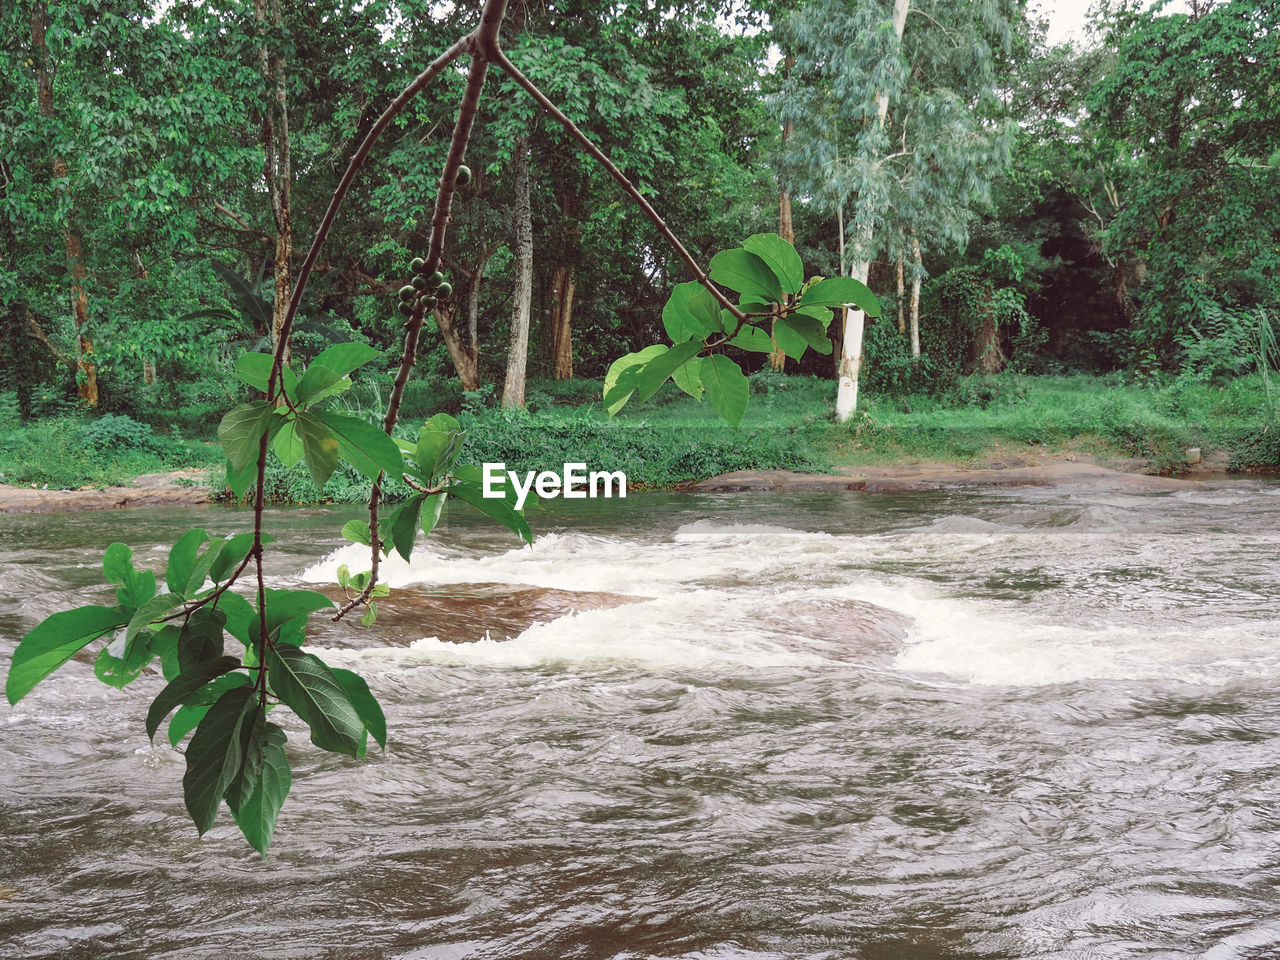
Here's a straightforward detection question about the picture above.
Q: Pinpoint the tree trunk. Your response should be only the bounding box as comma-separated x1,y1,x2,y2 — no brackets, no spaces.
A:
909,233,922,359
835,0,908,422
31,2,97,408
771,50,796,375
256,0,292,366
553,270,574,379
896,247,906,335
503,139,533,409
433,246,489,393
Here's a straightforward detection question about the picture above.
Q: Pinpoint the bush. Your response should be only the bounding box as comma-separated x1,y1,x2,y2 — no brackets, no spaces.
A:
81,414,173,458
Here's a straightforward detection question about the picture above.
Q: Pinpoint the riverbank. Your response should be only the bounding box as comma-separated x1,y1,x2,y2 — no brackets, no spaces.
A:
0,449,1253,515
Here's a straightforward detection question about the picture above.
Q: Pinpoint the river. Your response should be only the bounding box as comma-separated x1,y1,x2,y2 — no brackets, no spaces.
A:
1,483,1279,959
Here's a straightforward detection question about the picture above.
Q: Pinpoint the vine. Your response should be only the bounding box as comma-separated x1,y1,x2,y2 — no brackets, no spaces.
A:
4,0,879,855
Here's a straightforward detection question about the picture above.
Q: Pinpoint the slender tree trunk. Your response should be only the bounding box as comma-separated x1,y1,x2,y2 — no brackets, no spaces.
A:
896,247,906,335
433,246,490,393
554,271,574,379
503,138,533,409
835,0,908,422
31,2,97,408
910,233,922,359
256,0,292,366
133,252,157,385
770,50,796,375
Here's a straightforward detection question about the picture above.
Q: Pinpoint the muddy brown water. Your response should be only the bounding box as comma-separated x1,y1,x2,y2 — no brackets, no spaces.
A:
2,486,1279,959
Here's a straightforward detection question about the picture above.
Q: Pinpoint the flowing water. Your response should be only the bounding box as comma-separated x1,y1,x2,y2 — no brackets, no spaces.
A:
2,483,1280,959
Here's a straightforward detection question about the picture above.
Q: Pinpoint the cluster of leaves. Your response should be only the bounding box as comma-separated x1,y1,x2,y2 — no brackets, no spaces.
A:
6,340,534,855
4,528,384,855
603,234,880,427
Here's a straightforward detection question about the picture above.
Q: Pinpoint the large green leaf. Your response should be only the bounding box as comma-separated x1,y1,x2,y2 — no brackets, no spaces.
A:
412,414,465,484
771,317,808,361
634,340,704,402
389,494,425,562
6,606,129,704
780,314,833,355
420,493,446,538
341,519,372,547
728,325,775,354
167,529,212,596
798,276,881,315
168,673,252,747
125,593,183,646
182,685,256,835
314,411,403,482
93,631,157,689
332,668,387,755
308,342,382,381
179,608,227,672
146,655,242,741
272,419,304,468
709,248,782,301
662,282,722,342
261,589,334,634
671,356,704,400
266,645,364,757
224,457,258,499
218,401,275,473
209,532,274,583
234,352,274,392
103,543,156,609
295,411,341,490
448,480,534,544
742,233,804,294
227,716,291,856
217,592,257,647
701,355,751,428
602,345,666,416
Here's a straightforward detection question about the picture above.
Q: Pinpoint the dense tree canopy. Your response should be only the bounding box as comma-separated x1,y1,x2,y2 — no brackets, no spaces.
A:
1,0,1277,422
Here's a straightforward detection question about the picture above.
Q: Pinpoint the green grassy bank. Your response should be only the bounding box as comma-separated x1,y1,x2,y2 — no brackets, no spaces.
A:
2,371,1278,500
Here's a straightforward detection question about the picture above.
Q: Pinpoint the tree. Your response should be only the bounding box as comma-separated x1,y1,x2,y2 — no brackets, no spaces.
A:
777,0,1021,418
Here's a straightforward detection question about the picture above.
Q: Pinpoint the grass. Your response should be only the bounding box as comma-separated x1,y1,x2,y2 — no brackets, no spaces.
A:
5,371,1278,500
0,405,221,490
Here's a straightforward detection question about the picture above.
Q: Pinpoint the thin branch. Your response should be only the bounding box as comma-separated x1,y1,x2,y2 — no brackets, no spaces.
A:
333,0,510,623
490,48,748,326
270,32,473,402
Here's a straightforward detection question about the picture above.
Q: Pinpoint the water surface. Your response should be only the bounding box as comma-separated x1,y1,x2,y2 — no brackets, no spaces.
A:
2,485,1279,959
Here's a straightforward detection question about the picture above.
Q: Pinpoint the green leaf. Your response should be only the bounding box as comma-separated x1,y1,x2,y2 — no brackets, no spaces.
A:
218,401,275,473
209,532,273,583
412,414,465,484
792,304,836,330
798,277,881,316
603,345,666,416
179,608,227,672
448,480,534,544
266,645,364,757
7,606,129,704
314,412,403,482
742,233,804,294
182,685,256,835
147,655,241,741
709,249,782,301
103,542,133,589
662,282,722,341
295,411,340,490
93,629,158,689
389,494,425,562
234,352,274,392
420,493,445,538
772,317,808,361
780,314,833,355
332,668,387,755
227,717,290,856
701,355,750,428
168,673,252,747
728,325,775,354
671,356,704,400
217,592,256,647
125,592,183,647
634,340,704,402
225,457,257,499
341,519,372,547
272,419,304,468
308,342,382,380
261,589,333,634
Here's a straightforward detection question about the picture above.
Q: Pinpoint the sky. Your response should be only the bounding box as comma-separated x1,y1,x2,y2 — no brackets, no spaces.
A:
1041,0,1096,46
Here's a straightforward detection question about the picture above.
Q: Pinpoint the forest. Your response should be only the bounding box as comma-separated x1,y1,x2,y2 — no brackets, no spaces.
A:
2,0,1279,494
